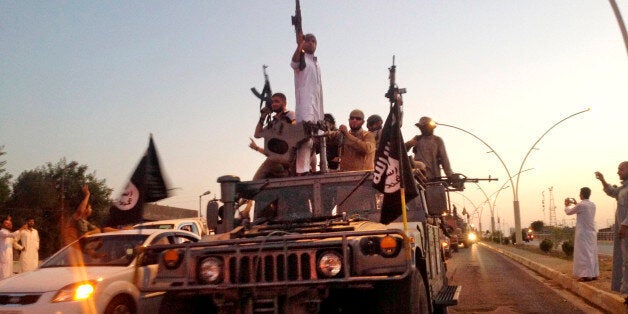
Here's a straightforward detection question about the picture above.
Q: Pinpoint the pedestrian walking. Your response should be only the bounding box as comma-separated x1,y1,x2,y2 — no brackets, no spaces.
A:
564,187,599,281
595,161,628,302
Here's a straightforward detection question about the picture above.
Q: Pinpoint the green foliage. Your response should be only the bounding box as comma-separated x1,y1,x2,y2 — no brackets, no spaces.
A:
530,220,544,232
8,158,113,258
0,146,12,207
501,237,510,245
540,238,553,253
561,240,574,256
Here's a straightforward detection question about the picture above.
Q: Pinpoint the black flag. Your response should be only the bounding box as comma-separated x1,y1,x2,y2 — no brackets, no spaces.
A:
108,135,169,227
373,103,418,224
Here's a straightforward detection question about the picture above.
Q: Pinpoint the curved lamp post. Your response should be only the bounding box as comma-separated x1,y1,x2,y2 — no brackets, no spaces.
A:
609,0,628,56
437,108,589,244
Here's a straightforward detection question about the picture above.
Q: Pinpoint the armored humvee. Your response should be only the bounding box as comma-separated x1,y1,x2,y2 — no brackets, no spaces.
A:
137,131,461,313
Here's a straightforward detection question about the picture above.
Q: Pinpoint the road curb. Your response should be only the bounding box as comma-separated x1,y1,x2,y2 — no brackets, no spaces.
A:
480,242,626,313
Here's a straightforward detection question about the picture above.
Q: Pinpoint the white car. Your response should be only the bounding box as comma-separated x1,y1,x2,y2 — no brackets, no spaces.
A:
134,218,209,237
0,229,199,314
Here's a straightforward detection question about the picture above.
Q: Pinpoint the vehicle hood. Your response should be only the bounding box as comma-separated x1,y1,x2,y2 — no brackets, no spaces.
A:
0,266,127,292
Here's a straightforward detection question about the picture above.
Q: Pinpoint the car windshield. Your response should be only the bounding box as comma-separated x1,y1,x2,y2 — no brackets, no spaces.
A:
41,234,148,267
135,223,175,230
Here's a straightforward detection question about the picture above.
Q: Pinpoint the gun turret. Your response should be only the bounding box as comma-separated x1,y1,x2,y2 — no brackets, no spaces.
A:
434,173,498,191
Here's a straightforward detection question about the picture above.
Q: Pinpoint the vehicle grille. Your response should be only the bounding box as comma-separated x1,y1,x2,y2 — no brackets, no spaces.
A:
227,251,315,284
0,294,41,305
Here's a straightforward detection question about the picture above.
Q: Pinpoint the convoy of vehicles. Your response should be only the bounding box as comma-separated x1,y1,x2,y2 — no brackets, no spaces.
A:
0,229,199,314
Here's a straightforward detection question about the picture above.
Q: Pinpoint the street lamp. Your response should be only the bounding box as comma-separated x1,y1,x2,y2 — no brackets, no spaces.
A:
512,108,589,243
198,190,211,217
437,108,589,244
609,0,628,56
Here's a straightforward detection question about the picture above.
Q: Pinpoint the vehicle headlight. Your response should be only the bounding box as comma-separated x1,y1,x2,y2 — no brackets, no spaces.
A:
441,241,449,248
317,251,342,278
198,256,223,284
468,233,477,241
51,281,96,302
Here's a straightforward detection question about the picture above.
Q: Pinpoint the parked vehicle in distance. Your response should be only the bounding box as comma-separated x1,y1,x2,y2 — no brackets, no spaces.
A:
0,229,200,314
134,217,209,237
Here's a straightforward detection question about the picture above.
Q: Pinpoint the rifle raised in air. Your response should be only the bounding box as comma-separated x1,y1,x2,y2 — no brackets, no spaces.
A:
291,0,306,71
250,65,273,125
385,56,407,124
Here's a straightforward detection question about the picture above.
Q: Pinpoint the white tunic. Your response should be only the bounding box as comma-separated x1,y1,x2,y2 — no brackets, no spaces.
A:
291,53,324,173
564,199,599,278
17,228,39,272
0,228,20,279
291,53,324,123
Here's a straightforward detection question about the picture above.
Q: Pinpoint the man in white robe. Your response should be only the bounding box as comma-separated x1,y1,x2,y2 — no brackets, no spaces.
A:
596,161,628,299
564,187,599,281
14,218,39,272
0,218,25,279
291,33,324,175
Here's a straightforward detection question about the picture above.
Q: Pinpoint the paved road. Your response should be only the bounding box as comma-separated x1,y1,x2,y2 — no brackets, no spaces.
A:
446,244,603,313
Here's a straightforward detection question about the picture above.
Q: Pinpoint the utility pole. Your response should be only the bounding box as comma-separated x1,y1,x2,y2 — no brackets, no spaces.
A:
548,187,557,227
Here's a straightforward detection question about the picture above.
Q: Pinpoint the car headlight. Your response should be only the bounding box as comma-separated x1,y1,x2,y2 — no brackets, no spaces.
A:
51,281,96,302
441,241,449,248
317,251,342,278
468,233,477,241
198,256,223,284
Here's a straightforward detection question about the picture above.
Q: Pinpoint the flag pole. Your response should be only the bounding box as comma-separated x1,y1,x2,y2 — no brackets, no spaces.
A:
394,101,411,261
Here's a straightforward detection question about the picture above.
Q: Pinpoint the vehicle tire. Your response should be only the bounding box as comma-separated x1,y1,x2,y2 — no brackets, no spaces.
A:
374,269,429,314
158,292,217,314
104,295,135,314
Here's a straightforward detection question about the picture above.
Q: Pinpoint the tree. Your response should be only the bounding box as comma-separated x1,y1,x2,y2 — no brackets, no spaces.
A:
0,146,11,208
8,159,113,258
530,220,545,232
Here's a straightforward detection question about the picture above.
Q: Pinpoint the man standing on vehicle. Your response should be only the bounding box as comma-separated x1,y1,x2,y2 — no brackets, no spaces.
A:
325,109,376,171
595,161,628,300
292,33,324,175
250,92,296,180
405,116,454,181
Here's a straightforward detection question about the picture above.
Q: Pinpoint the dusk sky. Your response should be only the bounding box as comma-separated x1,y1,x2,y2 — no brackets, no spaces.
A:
2,1,627,233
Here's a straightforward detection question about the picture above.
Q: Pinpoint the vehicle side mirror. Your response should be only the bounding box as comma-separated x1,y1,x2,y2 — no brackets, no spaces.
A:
425,183,448,216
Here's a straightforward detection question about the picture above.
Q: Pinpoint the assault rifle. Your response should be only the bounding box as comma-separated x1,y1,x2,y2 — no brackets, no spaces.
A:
291,0,306,70
434,173,498,192
250,65,273,125
385,56,406,123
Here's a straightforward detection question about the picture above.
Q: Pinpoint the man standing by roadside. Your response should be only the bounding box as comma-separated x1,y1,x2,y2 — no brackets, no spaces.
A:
292,33,324,175
0,218,26,279
595,161,628,301
14,217,39,272
564,187,599,282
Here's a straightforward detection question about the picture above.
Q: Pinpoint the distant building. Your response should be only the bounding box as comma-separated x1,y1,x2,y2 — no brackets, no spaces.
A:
142,204,197,221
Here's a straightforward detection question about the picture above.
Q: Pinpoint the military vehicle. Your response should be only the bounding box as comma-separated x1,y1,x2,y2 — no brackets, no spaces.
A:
137,56,465,313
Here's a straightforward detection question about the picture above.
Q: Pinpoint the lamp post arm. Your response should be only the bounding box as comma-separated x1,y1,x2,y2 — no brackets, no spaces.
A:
437,123,515,200
609,0,628,56
514,108,590,200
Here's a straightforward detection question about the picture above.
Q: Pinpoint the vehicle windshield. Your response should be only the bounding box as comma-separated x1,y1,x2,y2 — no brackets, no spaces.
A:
250,172,426,223
41,234,148,267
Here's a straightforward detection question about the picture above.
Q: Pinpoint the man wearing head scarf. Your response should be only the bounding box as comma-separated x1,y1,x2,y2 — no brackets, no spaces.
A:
404,116,453,181
366,114,383,145
325,109,376,171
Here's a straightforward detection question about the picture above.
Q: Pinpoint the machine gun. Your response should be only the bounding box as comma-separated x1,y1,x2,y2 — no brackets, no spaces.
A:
250,65,273,126
291,0,306,71
434,173,498,191
385,56,406,124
